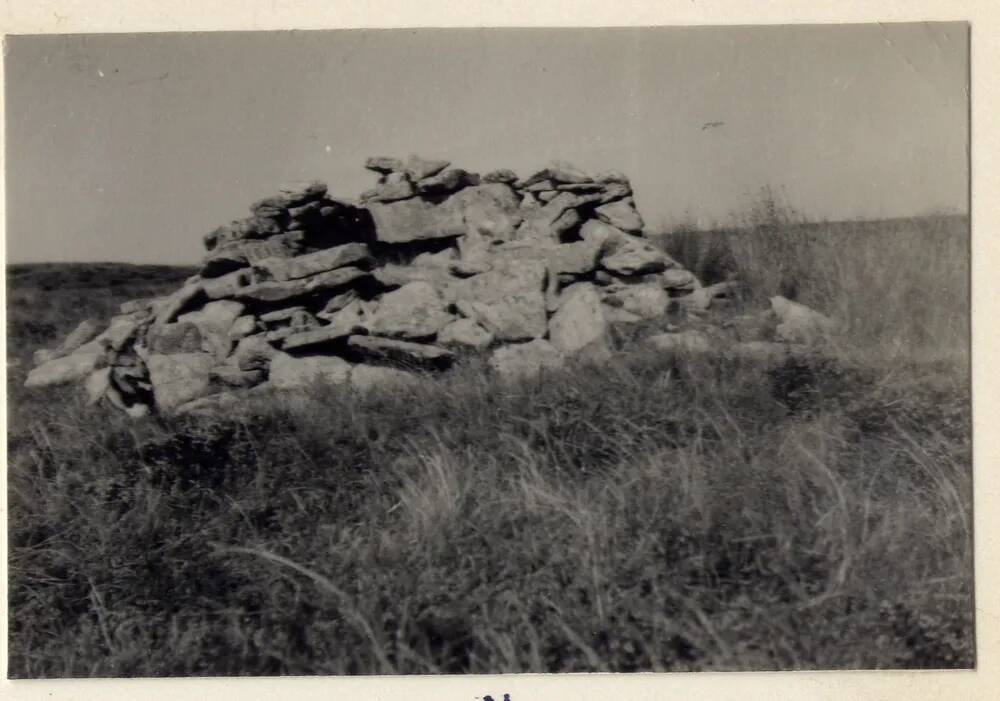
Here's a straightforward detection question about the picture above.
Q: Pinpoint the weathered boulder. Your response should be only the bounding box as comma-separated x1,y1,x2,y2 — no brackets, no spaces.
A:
438,318,494,351
452,184,522,240
25,351,103,388
269,352,352,389
231,335,278,372
548,284,610,358
546,239,602,275
601,282,669,320
347,335,454,367
601,237,675,276
146,352,216,411
367,281,455,340
580,219,627,252
771,296,837,344
449,258,547,341
251,243,371,282
594,198,644,233
177,300,247,357
488,339,565,380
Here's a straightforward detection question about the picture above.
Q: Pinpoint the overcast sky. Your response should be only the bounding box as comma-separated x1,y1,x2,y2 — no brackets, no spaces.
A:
4,23,968,265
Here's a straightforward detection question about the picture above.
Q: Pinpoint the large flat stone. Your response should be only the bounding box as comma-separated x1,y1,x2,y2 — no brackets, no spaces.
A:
366,281,455,340
368,197,466,244
347,335,454,367
252,243,371,282
25,351,103,388
232,267,369,303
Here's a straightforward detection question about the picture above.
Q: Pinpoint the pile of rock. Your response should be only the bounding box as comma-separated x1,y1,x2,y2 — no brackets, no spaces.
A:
25,155,835,416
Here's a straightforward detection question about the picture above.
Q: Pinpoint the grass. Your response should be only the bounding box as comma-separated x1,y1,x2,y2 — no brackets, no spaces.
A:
5,207,972,676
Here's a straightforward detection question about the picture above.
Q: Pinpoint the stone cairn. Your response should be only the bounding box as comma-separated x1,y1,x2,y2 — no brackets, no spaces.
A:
25,155,836,417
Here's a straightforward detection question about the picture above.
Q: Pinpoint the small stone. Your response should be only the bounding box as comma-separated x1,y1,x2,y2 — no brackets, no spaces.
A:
416,168,476,196
365,156,403,174
318,290,361,317
594,199,644,233
482,169,518,184
661,268,701,293
278,180,328,205
438,318,494,351
601,238,676,277
370,175,416,203
403,155,451,181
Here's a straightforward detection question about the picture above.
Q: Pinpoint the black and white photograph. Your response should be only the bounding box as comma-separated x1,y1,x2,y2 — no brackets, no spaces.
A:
5,20,973,679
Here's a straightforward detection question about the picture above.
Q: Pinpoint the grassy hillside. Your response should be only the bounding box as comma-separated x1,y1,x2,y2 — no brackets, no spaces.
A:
6,214,972,676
